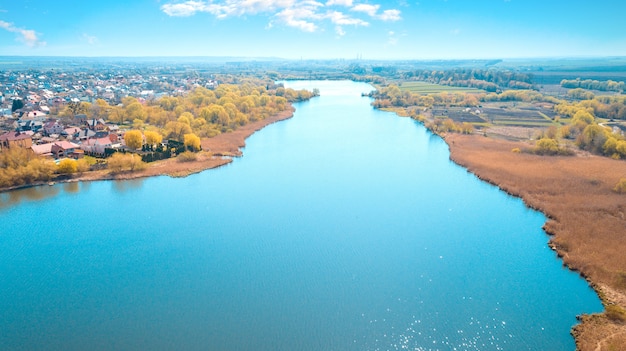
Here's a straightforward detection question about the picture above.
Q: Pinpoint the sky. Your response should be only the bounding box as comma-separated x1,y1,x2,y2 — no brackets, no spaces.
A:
0,0,625,60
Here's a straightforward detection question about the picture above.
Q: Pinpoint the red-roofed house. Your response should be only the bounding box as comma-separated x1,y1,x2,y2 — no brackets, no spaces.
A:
0,131,33,151
31,141,83,159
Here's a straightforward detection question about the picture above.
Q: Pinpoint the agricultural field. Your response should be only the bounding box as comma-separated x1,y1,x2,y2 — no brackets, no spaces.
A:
398,81,483,94
431,108,486,123
479,102,560,127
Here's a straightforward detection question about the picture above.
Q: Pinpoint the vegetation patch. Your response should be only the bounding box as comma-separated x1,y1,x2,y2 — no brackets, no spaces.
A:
177,151,198,163
399,81,483,94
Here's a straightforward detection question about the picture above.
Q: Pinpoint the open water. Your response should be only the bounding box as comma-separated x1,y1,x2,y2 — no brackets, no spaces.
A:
0,80,602,350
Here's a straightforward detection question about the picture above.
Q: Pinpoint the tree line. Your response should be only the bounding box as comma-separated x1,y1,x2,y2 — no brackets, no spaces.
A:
561,78,625,92
402,69,535,92
1,78,317,189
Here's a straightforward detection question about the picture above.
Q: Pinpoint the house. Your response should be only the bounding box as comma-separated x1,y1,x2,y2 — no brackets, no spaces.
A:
0,131,33,151
16,119,44,133
85,118,107,131
81,136,116,155
75,128,96,140
64,127,81,140
43,119,64,136
32,141,83,159
74,114,87,125
51,141,83,159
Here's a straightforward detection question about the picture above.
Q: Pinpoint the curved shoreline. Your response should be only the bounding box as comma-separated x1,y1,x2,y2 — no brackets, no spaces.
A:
0,108,295,193
443,133,626,351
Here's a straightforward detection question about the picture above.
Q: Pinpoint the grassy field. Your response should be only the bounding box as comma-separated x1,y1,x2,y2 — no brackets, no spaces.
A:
399,81,483,94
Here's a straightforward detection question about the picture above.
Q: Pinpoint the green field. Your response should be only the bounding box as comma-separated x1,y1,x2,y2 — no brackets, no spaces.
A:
399,81,483,94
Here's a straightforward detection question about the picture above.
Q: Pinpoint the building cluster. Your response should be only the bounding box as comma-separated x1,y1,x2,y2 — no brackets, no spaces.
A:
0,67,218,160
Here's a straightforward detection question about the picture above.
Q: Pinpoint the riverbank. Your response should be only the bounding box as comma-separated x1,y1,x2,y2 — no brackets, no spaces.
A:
0,108,295,192
444,133,626,351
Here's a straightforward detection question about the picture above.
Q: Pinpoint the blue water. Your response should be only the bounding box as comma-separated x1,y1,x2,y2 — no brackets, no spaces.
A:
0,80,601,351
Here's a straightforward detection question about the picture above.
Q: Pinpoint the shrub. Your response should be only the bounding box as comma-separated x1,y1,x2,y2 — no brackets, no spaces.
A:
613,178,626,194
605,305,626,322
107,153,147,173
534,138,559,155
56,159,77,174
76,159,91,173
177,151,198,162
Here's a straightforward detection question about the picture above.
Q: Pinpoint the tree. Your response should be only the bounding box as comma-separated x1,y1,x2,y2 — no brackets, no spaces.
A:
11,99,24,112
534,138,559,155
164,121,192,142
578,124,609,154
107,153,146,173
572,109,594,126
56,159,78,174
184,133,201,152
124,130,143,150
144,131,163,149
125,102,147,121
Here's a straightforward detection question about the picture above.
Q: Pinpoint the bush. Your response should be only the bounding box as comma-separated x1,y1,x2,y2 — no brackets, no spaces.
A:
107,153,147,173
56,159,77,174
605,305,626,322
534,138,559,155
76,159,91,173
177,151,198,162
0,149,55,188
614,178,626,194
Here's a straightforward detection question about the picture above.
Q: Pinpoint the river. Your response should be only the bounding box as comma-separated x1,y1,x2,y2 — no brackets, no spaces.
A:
0,80,602,350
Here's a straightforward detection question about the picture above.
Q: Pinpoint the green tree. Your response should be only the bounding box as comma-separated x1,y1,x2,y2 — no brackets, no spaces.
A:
11,99,24,112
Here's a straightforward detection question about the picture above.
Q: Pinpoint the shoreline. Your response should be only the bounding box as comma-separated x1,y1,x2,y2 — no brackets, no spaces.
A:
443,133,626,351
0,108,295,192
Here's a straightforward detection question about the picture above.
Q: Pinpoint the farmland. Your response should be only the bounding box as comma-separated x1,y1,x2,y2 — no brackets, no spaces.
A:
398,81,483,94
480,103,559,127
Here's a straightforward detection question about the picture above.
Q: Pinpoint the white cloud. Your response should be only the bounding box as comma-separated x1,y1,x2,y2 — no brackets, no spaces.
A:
326,0,352,6
351,3,400,21
325,11,368,26
379,9,401,21
351,3,379,17
161,1,208,16
0,20,46,47
82,33,98,45
161,0,400,32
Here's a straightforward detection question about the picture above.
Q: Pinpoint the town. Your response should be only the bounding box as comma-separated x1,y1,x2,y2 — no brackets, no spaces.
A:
0,63,220,160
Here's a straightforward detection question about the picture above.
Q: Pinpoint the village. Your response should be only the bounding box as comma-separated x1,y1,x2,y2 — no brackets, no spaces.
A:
0,66,219,161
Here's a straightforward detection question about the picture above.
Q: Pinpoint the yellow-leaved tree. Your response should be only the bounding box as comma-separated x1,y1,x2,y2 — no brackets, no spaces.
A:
56,159,77,174
184,133,201,152
144,131,163,149
124,130,143,150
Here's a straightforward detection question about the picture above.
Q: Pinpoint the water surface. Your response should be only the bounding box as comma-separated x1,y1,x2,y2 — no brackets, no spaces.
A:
0,80,601,350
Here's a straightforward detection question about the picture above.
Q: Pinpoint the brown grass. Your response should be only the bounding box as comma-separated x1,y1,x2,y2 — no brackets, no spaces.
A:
445,133,626,351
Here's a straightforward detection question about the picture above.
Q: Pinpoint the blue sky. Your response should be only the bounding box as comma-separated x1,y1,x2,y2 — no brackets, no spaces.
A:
0,0,625,59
